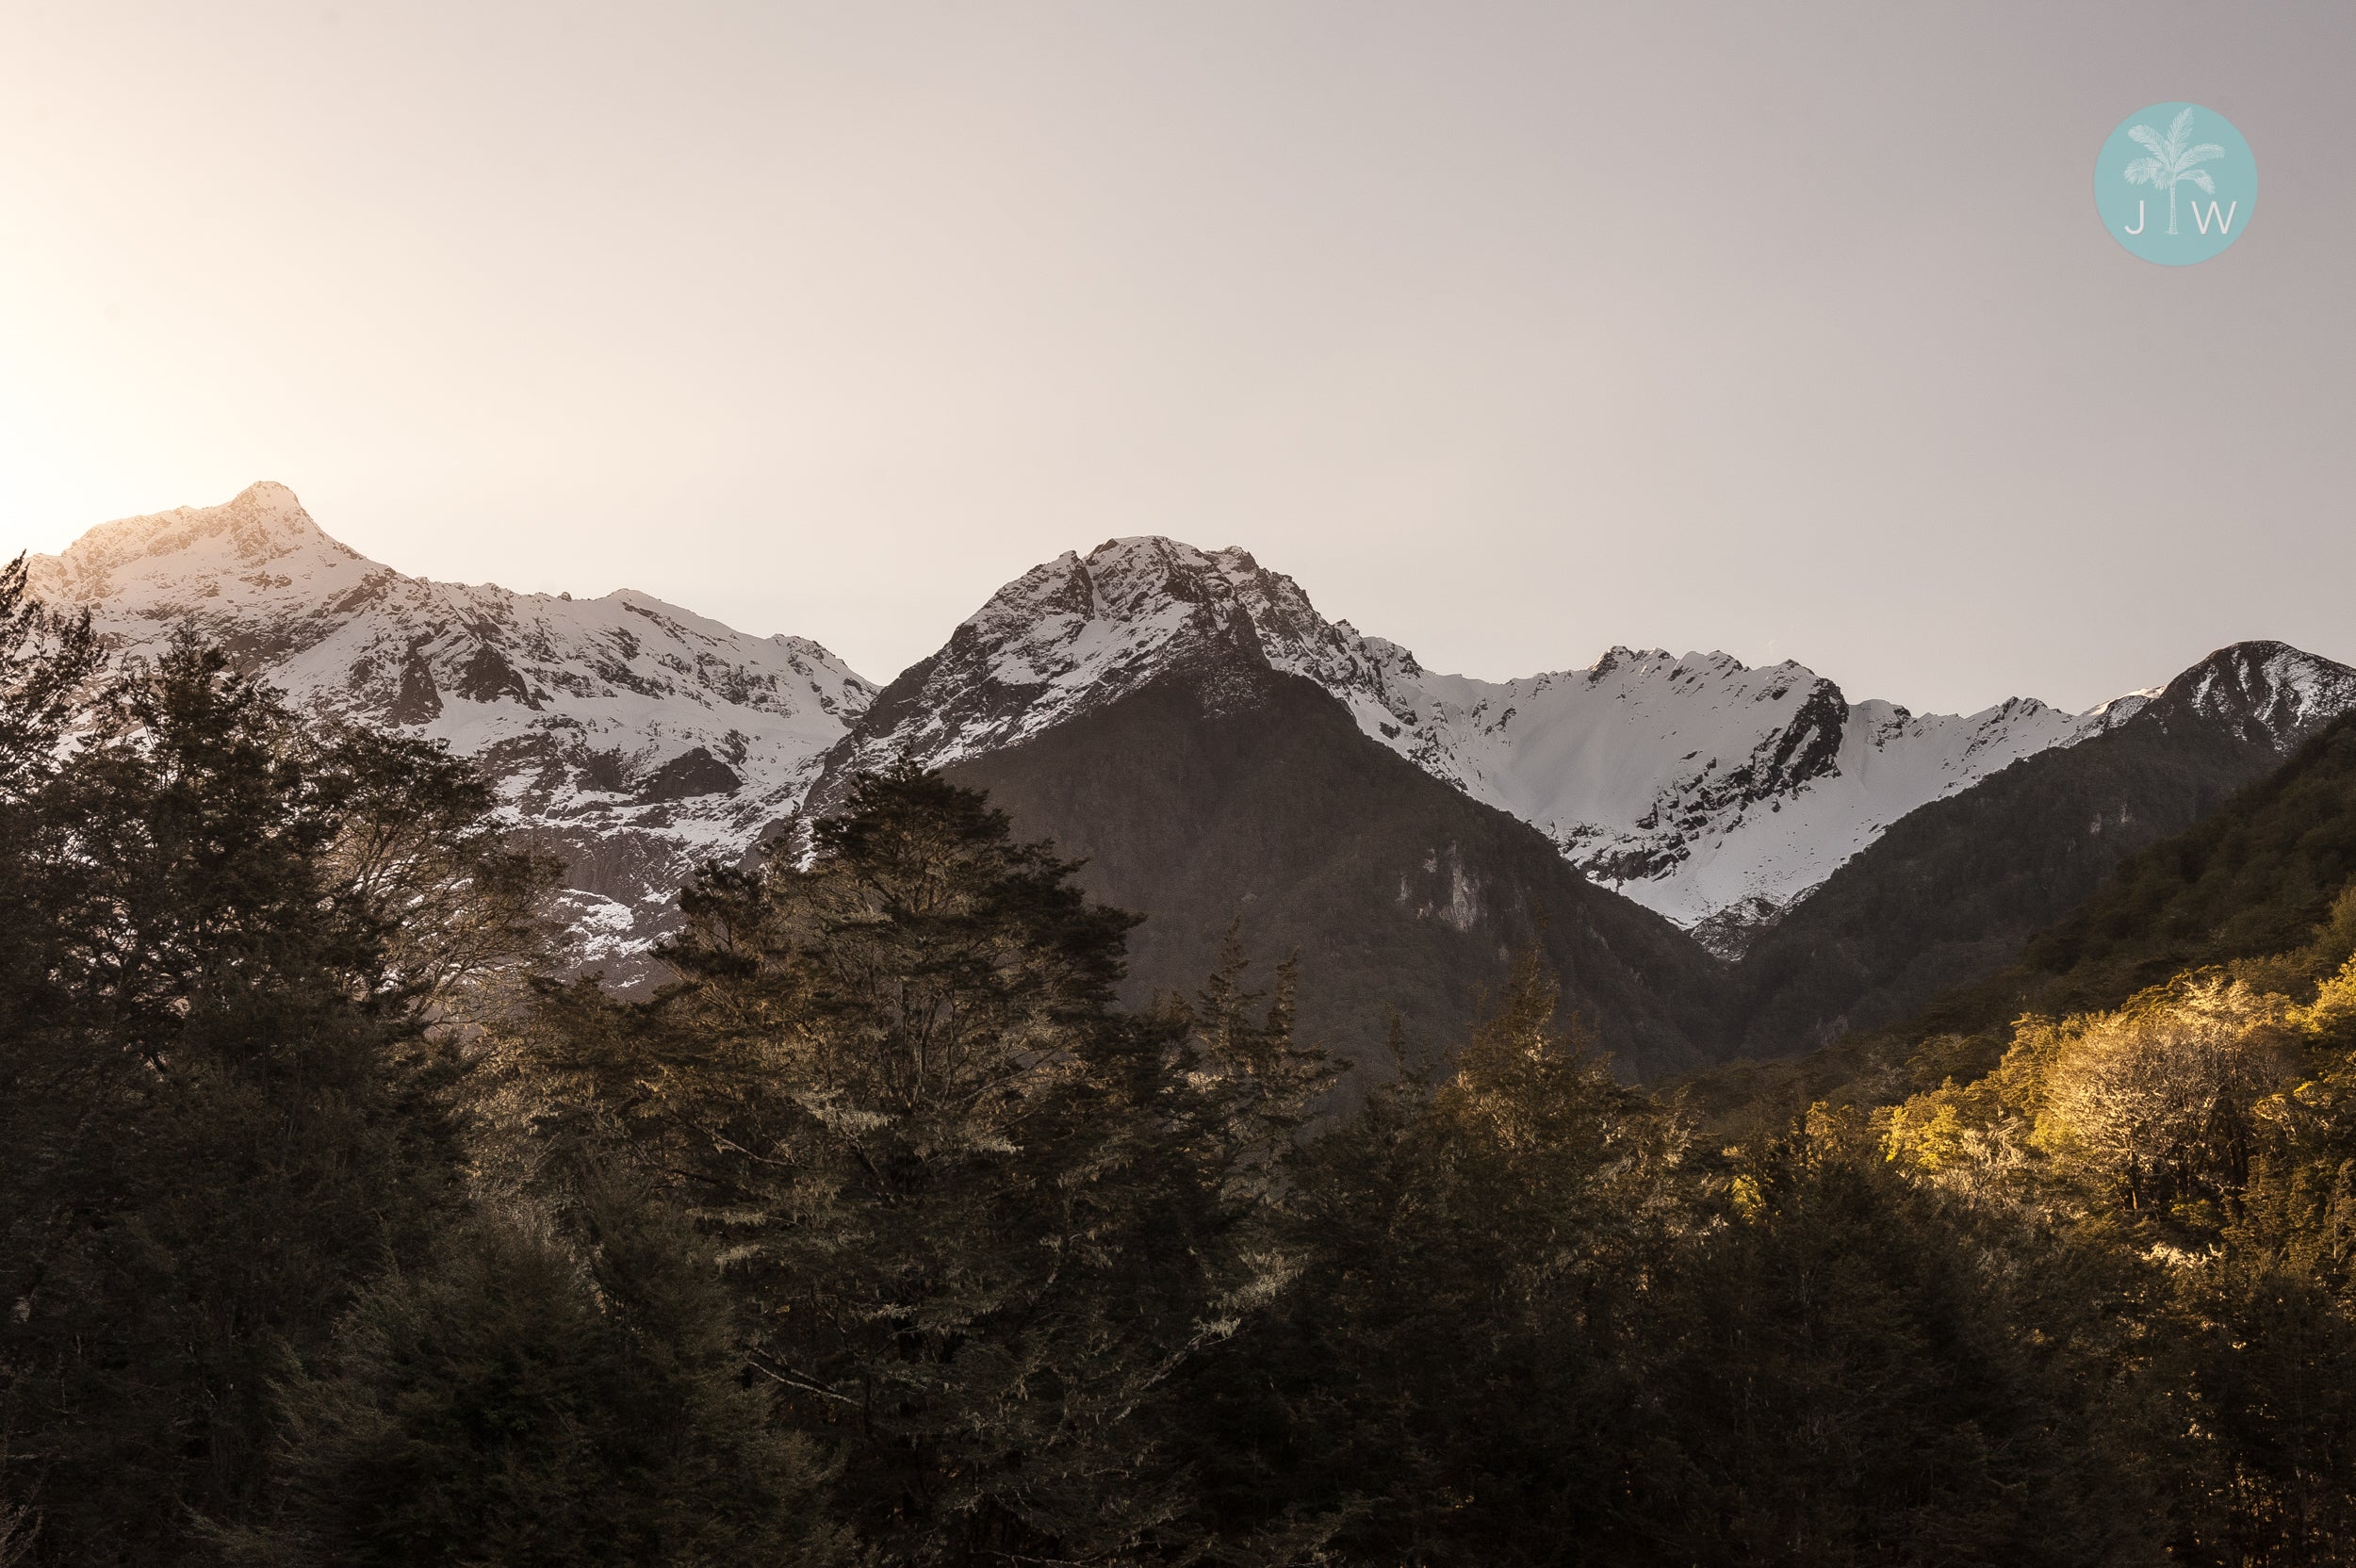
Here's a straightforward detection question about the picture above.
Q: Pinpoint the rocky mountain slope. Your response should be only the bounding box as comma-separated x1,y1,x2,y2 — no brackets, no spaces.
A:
1677,705,2356,1135
1725,640,2356,1054
941,652,1739,1082
25,483,875,974
816,534,2157,951
1978,705,2356,1023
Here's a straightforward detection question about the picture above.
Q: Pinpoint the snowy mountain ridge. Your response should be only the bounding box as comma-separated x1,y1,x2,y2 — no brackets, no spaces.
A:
825,534,2298,950
25,482,875,971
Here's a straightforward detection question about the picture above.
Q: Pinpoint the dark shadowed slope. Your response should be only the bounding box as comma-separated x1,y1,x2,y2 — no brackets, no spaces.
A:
1920,706,2356,1038
1677,707,2356,1138
941,652,1733,1084
1727,642,2356,1056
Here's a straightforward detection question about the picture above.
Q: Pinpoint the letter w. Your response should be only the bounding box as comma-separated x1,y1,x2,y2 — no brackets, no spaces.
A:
2191,199,2238,236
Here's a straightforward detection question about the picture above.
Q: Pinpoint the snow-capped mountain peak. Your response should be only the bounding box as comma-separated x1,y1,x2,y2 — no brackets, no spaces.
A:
826,535,1342,781
2147,640,2356,744
33,481,352,603
28,484,875,978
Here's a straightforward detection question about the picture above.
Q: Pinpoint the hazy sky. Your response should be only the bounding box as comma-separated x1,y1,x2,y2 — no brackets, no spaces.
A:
3,2,2349,711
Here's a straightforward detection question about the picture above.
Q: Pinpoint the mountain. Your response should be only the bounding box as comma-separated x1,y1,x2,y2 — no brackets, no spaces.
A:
931,635,1735,1085
811,535,2151,951
25,483,875,975
1678,704,2356,1138
1725,641,2356,1054
1989,706,2356,1015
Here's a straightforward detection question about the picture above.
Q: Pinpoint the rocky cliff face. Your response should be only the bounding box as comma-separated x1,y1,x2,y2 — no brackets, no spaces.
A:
26,483,875,978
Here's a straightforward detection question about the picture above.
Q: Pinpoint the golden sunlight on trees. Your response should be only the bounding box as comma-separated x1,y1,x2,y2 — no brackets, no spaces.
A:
2034,979,2299,1217
2298,954,2356,1044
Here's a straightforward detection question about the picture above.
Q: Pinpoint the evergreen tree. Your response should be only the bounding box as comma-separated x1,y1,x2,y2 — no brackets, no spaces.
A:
1641,1113,2161,1566
0,638,551,1565
1157,922,1338,1206
0,558,91,1568
0,554,98,798
528,765,1210,1566
0,555,100,1080
2160,1260,2356,1565
239,1174,845,1568
1199,952,1684,1564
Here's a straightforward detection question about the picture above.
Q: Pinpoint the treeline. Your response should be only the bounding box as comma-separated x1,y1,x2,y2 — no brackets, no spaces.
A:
5,556,2356,1565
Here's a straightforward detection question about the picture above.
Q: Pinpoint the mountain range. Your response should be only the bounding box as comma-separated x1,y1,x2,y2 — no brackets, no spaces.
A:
25,482,874,972
24,483,2356,1072
812,533,2173,952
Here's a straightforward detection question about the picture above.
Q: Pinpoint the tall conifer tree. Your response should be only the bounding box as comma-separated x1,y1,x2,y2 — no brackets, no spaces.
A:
530,765,1213,1565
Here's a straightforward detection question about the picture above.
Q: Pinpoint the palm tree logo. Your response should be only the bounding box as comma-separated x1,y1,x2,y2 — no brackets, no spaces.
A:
2122,106,2224,237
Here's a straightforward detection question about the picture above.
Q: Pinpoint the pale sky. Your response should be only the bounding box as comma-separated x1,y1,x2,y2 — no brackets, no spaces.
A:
2,2,2349,713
